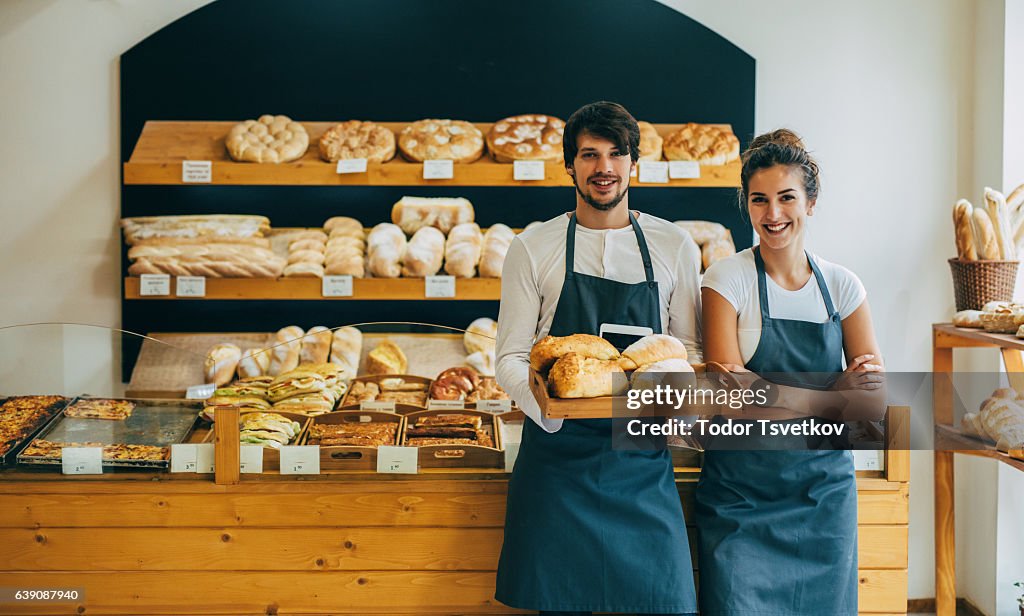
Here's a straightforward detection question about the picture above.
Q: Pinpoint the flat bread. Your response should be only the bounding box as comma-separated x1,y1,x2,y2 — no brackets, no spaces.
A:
664,123,740,165
64,399,135,421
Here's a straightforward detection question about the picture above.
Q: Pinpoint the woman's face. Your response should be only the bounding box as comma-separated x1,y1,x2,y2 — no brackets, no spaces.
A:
747,165,815,251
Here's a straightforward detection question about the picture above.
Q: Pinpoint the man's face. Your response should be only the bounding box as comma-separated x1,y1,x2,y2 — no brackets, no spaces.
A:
567,132,635,211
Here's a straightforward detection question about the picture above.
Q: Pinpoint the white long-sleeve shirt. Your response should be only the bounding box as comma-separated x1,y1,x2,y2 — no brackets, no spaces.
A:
495,211,703,433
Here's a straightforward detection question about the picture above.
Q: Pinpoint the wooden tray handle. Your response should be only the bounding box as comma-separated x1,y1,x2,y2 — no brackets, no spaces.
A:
703,361,743,390
433,449,467,459
331,451,364,460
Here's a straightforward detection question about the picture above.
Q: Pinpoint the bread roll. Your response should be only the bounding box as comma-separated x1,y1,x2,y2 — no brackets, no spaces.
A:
479,224,516,278
444,223,483,278
289,238,326,253
619,334,689,371
289,230,328,243
464,317,498,354
984,187,1015,259
529,334,620,373
288,249,326,265
465,350,496,377
367,223,406,278
971,208,1000,259
952,310,983,328
401,227,446,277
204,343,242,387
326,236,365,253
366,339,407,375
953,199,977,260
324,252,365,277
391,196,475,235
237,347,271,378
548,353,627,398
283,262,325,278
323,216,364,239
629,358,696,391
300,326,332,365
330,326,363,373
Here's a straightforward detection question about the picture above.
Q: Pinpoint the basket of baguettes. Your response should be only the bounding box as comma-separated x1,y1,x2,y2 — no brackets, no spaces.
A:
949,183,1024,311
528,333,722,420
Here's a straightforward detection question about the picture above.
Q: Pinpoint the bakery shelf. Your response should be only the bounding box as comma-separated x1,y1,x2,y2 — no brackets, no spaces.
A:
123,276,501,300
123,121,741,187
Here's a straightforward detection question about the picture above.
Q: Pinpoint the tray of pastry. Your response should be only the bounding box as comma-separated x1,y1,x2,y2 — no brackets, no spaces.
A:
203,410,311,472
425,367,514,412
305,411,404,471
400,409,503,468
0,395,73,466
18,398,203,468
341,375,432,410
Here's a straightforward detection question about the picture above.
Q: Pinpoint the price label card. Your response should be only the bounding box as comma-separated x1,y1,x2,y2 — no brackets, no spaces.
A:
170,444,198,473
336,158,368,174
280,445,320,475
377,445,418,474
176,276,206,297
360,400,396,412
195,443,215,473
503,442,521,472
423,159,454,180
853,449,883,471
322,275,354,297
427,399,465,410
182,160,212,183
425,275,456,298
185,383,216,400
61,447,103,475
477,399,512,413
668,160,701,179
139,274,170,296
513,160,546,181
638,161,669,183
240,445,264,474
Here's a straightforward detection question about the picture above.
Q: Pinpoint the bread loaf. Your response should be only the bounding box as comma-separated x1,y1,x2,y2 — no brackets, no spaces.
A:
674,220,728,245
324,252,365,277
444,223,483,278
366,223,407,278
330,327,363,375
300,326,333,365
629,358,695,390
952,310,983,328
548,353,627,398
1008,182,1024,212
465,350,496,377
204,343,242,387
953,199,977,260
479,224,516,278
289,238,326,253
391,196,475,235
237,347,271,378
464,317,497,354
324,216,365,239
702,237,736,270
971,208,1000,259
267,326,304,376
401,227,446,277
283,262,325,278
529,334,620,373
984,187,1015,259
366,339,407,375
287,249,326,265
619,334,689,371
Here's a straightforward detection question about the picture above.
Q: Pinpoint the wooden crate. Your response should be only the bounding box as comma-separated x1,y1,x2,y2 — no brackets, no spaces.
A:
307,411,404,471
401,409,504,469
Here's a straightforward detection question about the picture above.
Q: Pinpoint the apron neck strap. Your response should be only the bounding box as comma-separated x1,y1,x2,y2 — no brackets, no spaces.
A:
565,212,655,283
753,246,837,318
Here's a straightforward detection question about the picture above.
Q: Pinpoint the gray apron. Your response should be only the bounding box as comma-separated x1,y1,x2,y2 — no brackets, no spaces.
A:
495,213,697,614
695,247,858,615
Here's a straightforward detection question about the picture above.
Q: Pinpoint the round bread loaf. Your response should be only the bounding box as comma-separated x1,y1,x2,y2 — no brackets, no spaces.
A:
664,123,740,166
486,114,564,163
226,115,309,163
318,120,395,163
399,119,484,163
638,121,664,161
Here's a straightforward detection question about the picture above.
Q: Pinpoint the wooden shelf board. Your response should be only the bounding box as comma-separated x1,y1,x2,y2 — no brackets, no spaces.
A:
933,322,1024,350
935,424,1024,471
123,120,740,187
124,276,501,300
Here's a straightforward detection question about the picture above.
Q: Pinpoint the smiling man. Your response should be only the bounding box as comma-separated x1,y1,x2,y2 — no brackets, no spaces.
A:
493,101,703,616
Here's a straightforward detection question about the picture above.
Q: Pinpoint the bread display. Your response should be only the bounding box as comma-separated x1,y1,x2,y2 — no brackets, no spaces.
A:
979,301,1024,334
485,114,564,163
343,377,428,407
300,326,332,365
618,334,689,371
330,327,363,377
961,388,1024,451
404,413,494,448
318,120,395,163
953,200,978,260
638,121,664,161
226,115,309,163
346,381,381,405
267,326,304,376
21,440,169,462
237,348,271,378
265,363,346,417
366,223,407,278
121,215,270,244
365,339,408,375
702,237,736,270
0,396,69,458
307,420,398,447
548,352,628,398
429,367,481,401
238,412,302,449
401,227,446,277
64,399,135,421
466,377,509,403
391,196,475,235
126,236,286,277
282,262,325,278
324,219,367,276
952,310,983,329
444,223,483,278
324,216,365,239
663,123,740,165
204,343,242,387
398,119,485,163
268,369,328,403
529,334,620,373
478,224,515,277
464,317,498,355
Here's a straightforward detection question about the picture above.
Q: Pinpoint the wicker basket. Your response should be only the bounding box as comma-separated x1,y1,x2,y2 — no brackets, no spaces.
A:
948,258,1019,311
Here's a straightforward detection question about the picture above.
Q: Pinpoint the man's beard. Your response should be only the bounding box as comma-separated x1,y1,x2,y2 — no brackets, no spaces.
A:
573,175,629,211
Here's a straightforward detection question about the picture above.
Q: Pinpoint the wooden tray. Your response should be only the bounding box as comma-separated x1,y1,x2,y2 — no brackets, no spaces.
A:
401,409,503,469
305,411,404,471
203,410,311,472
341,374,432,409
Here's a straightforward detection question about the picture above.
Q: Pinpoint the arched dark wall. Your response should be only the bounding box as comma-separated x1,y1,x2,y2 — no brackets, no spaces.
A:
119,0,755,377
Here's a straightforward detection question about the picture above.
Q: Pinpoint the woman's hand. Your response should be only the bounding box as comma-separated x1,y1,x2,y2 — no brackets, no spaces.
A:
832,354,885,391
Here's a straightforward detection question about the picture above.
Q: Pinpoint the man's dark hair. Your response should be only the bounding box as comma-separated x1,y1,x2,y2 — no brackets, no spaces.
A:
563,101,641,166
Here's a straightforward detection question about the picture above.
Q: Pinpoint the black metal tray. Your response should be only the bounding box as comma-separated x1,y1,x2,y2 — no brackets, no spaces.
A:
0,395,74,466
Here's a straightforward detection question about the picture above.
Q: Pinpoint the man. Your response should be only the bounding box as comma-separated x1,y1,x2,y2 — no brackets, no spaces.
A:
494,101,702,616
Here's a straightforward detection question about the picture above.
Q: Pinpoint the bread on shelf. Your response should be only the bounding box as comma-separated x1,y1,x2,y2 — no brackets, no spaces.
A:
478,224,515,278
225,115,309,164
444,223,483,278
398,119,484,164
365,339,408,375
318,120,395,163
366,223,407,278
485,114,564,163
664,123,740,166
638,121,664,161
401,227,446,277
391,196,475,235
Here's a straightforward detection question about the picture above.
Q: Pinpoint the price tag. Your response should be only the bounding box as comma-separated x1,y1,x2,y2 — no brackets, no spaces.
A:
360,400,396,412
139,274,170,296
427,399,466,410
336,158,368,174
853,449,883,471
185,383,216,400
170,444,198,473
280,445,320,475
377,445,418,474
195,443,215,473
513,160,546,181
425,275,456,298
322,275,354,297
503,442,520,472
182,160,212,183
638,161,669,183
669,160,701,179
423,159,454,180
240,445,264,474
175,276,206,297
61,447,103,475
477,399,512,413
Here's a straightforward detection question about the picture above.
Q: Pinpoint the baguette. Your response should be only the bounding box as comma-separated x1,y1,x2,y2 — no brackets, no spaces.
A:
984,187,1015,259
1007,182,1024,212
237,347,271,378
204,343,242,387
972,208,1000,259
330,326,363,375
953,199,977,260
300,326,333,365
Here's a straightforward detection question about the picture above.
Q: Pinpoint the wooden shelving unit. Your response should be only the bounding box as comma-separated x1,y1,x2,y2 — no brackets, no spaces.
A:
123,121,741,187
123,276,501,301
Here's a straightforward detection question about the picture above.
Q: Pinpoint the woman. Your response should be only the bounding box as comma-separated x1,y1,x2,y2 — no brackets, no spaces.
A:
695,129,885,615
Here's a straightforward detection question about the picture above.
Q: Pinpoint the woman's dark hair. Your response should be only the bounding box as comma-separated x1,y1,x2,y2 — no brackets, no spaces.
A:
563,101,641,166
739,128,820,205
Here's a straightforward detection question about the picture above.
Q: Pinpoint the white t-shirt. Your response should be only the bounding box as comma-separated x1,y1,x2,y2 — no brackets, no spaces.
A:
700,248,867,364
495,212,703,433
